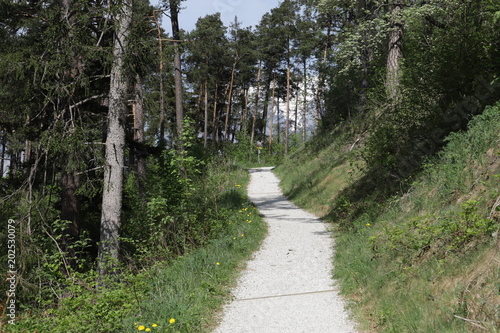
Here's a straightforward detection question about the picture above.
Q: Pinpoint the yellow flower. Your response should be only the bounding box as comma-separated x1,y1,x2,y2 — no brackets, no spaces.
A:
241,234,244,237
145,328,151,332
152,323,158,327
169,318,176,324
366,223,371,226
138,325,145,331
216,262,220,265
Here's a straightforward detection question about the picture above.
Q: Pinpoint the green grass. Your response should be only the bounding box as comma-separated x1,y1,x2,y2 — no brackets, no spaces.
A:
123,189,266,333
3,164,267,333
275,104,500,332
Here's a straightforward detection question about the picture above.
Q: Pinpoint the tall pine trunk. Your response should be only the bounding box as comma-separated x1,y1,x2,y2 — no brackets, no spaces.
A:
224,53,237,141
204,80,208,147
302,58,307,143
169,0,184,148
132,75,146,188
269,75,276,154
285,61,291,155
98,0,132,278
251,60,262,144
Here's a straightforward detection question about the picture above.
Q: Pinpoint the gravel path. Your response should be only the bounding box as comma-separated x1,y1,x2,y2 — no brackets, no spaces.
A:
213,167,358,333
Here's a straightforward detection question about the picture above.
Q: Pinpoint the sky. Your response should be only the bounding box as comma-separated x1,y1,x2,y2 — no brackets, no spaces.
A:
158,0,282,34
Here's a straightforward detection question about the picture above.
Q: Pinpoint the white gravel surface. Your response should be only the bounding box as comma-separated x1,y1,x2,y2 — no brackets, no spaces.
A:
213,167,358,333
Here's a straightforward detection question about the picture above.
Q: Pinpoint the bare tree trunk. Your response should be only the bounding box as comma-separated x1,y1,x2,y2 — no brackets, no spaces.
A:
212,83,218,142
151,10,166,147
0,131,5,177
285,63,291,155
386,2,404,101
277,97,281,145
302,58,307,143
251,60,262,144
204,80,208,147
269,75,276,154
169,1,184,147
98,0,132,278
224,54,237,141
133,75,146,186
239,87,249,132
60,0,83,267
294,92,299,137
315,21,331,134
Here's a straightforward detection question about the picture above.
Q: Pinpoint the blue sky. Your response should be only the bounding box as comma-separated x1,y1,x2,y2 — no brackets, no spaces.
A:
158,0,282,33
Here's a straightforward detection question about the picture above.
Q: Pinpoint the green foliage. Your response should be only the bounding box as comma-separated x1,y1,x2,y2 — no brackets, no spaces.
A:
277,101,500,331
5,271,148,333
4,163,266,333
371,199,497,265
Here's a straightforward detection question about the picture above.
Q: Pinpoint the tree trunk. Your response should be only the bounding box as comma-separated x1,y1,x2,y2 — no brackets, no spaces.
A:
277,97,281,145
169,1,184,147
302,58,307,143
204,80,208,147
386,2,404,101
294,92,299,137
60,0,83,266
285,62,291,155
0,132,5,177
133,75,146,187
251,60,262,144
212,83,219,142
224,53,237,141
98,0,132,278
152,10,166,147
269,75,276,154
60,170,80,262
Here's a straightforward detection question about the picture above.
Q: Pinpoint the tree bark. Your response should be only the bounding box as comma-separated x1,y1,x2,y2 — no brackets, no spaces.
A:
302,58,307,143
285,59,291,154
386,2,404,101
169,0,184,147
151,10,166,147
0,132,5,177
224,53,237,141
133,75,146,186
204,80,208,147
98,0,132,278
269,75,276,154
212,83,219,142
251,60,262,144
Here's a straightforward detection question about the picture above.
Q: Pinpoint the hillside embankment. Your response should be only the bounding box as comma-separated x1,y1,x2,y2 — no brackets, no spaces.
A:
275,104,500,332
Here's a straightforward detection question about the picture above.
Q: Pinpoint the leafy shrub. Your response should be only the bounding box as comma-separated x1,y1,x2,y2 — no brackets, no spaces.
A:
371,199,498,266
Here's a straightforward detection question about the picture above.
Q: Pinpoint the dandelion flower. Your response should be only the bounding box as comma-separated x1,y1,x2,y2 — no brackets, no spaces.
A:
145,328,151,332
152,324,158,327
366,223,371,226
138,325,145,331
169,318,176,324
241,234,244,237
216,262,220,265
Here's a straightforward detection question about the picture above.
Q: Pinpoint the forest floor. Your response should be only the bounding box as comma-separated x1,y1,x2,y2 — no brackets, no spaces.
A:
213,167,358,333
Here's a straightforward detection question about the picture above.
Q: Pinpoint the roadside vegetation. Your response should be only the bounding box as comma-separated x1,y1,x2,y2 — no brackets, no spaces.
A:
3,155,266,332
276,103,500,332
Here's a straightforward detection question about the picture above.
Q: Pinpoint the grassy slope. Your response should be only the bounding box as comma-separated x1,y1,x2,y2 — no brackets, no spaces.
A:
275,104,499,332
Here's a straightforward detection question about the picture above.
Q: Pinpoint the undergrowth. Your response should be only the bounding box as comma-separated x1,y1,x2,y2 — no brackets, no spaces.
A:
2,162,266,332
276,103,500,332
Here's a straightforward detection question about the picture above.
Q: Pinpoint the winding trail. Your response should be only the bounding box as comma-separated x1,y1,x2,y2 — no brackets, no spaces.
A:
213,167,358,333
